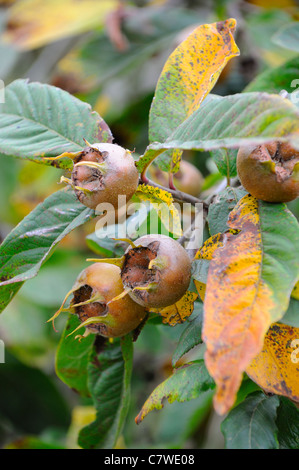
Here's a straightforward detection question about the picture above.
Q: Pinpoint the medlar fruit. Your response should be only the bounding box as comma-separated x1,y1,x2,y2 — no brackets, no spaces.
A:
71,143,139,210
237,141,299,203
148,160,203,197
120,234,192,309
49,263,147,338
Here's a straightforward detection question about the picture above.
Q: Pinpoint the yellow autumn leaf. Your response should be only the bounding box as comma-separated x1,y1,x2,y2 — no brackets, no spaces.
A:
195,233,224,261
136,184,182,238
202,194,299,415
248,0,296,7
292,281,299,300
2,0,118,50
181,19,240,117
193,233,224,301
246,323,299,402
150,291,198,326
149,18,239,172
194,281,206,303
66,406,96,449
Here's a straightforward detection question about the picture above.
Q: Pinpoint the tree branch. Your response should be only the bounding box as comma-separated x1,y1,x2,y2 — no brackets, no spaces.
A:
138,177,209,211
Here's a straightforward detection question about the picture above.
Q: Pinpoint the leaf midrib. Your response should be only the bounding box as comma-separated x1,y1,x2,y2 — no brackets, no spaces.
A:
0,111,84,150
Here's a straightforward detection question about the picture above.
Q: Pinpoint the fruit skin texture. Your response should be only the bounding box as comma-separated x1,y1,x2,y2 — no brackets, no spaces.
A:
237,142,299,203
71,143,139,210
148,160,203,197
121,234,192,309
71,263,147,338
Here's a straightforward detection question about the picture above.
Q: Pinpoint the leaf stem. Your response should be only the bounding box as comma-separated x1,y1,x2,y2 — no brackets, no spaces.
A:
225,150,231,187
168,171,176,191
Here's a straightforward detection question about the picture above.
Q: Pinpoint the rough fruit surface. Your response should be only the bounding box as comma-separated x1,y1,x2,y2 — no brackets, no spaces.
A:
121,234,192,308
71,263,147,337
71,143,139,210
237,142,299,203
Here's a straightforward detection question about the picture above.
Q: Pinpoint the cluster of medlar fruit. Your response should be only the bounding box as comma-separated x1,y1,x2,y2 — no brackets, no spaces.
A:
51,234,191,339
50,143,192,339
51,137,299,339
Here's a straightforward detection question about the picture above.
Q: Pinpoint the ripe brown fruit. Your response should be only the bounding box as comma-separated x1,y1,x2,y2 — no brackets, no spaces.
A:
51,263,147,338
71,143,139,210
237,142,299,203
121,234,192,308
148,160,203,197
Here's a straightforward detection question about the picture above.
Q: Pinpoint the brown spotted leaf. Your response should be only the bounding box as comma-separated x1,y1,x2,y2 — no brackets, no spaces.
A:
144,18,239,172
246,323,299,402
136,184,182,238
203,194,299,415
292,281,299,300
193,233,224,302
150,291,198,326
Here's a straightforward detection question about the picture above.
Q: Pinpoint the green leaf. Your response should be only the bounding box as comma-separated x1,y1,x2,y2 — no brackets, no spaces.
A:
147,92,299,176
191,259,210,285
279,298,299,328
172,304,203,367
259,202,299,311
207,187,248,236
272,22,299,53
0,189,94,314
221,392,280,449
55,315,94,397
276,397,299,449
245,55,299,97
135,148,164,174
78,335,133,449
0,79,112,168
85,205,152,254
234,377,261,408
135,360,215,424
86,235,127,259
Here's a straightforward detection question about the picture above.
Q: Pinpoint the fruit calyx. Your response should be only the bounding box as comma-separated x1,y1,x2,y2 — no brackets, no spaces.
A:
237,141,299,203
71,146,108,203
121,241,161,304
49,141,139,210
252,142,299,183
48,263,147,339
122,235,191,308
